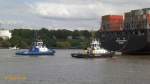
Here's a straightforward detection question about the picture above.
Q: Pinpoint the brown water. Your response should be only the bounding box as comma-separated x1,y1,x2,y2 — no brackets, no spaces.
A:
0,49,150,84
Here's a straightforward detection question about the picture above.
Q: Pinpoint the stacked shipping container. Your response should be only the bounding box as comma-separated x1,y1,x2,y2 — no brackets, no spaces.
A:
147,14,150,27
101,15,123,31
100,8,150,31
124,8,150,30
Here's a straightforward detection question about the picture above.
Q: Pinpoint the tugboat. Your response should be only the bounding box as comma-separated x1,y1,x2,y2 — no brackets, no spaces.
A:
16,39,55,56
71,39,113,58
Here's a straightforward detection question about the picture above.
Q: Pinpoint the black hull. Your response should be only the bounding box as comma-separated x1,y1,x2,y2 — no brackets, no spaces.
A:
99,29,150,54
71,53,113,58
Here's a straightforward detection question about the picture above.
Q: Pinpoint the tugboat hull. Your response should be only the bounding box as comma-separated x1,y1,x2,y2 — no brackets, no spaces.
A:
71,53,113,58
16,50,55,56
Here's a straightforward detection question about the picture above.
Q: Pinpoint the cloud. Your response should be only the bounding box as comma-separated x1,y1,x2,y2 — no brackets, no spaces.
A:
1,0,150,30
30,2,102,19
0,20,22,24
29,0,150,20
30,1,124,20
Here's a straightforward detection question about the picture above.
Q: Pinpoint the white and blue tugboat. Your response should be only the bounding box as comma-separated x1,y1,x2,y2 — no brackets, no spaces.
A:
71,39,114,58
16,40,55,56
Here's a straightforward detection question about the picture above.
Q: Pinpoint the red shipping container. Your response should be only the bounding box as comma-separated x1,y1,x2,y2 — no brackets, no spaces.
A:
146,14,150,24
100,15,123,31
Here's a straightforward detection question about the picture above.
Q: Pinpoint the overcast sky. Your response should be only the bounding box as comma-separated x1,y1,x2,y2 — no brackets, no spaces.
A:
0,0,150,30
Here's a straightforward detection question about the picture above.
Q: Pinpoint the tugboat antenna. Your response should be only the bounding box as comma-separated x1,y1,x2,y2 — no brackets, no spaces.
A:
91,29,96,40
33,30,38,42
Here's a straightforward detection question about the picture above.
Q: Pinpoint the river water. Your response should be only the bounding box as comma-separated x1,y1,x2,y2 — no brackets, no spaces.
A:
0,49,150,84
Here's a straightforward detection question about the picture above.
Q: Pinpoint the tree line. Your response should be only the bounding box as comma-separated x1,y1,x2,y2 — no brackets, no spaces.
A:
0,28,99,49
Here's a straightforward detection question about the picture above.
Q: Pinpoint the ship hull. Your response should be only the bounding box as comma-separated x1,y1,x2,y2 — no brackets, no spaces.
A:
99,29,150,54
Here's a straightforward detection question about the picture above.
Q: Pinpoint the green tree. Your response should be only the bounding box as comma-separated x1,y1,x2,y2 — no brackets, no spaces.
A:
56,41,71,48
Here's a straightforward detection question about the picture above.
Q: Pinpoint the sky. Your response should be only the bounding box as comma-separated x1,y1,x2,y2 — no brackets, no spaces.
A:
0,0,150,30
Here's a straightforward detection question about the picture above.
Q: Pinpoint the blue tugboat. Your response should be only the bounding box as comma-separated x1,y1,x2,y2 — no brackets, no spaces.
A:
16,40,55,56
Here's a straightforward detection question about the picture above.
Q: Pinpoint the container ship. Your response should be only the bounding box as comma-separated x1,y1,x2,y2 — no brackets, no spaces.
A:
99,8,150,54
